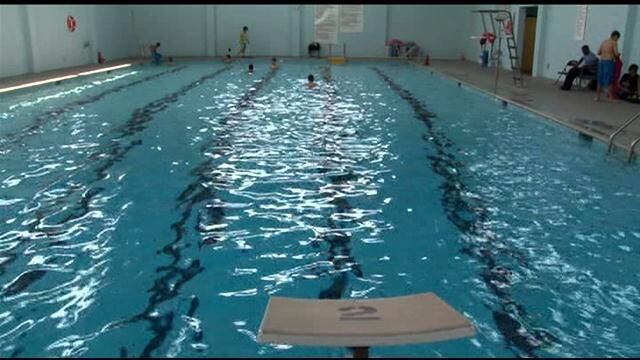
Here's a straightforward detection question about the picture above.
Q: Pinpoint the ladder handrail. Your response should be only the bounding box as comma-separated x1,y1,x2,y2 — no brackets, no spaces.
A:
628,136,640,163
607,110,640,153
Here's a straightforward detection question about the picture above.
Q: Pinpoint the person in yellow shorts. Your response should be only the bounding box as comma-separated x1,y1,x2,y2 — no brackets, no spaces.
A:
238,26,249,57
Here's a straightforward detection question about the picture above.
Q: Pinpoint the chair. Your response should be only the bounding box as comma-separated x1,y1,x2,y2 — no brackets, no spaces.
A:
555,60,578,85
556,60,597,90
577,68,597,90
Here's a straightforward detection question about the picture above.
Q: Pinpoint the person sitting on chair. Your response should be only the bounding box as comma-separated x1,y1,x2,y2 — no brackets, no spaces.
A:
618,64,639,102
560,45,598,90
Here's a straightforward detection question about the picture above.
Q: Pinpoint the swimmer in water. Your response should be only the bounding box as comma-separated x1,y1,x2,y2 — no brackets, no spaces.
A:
270,58,279,70
305,74,317,89
224,48,232,63
248,64,254,74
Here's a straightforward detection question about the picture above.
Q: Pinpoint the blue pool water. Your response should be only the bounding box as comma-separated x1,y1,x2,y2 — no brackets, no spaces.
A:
1,59,639,358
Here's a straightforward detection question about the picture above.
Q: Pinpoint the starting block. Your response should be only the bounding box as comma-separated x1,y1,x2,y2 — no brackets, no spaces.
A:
329,57,347,65
258,292,475,357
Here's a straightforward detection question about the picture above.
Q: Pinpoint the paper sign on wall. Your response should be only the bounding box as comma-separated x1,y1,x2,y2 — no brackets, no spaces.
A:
574,5,588,41
340,5,364,33
315,5,339,44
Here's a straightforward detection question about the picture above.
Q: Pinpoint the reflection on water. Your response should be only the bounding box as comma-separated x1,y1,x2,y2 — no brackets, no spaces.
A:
1,61,639,358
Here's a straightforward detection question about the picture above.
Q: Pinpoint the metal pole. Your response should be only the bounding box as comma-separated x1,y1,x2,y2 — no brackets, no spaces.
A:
329,44,332,58
343,42,346,58
494,33,501,95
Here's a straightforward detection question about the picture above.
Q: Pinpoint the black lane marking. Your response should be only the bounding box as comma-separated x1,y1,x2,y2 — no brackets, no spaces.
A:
2,269,46,296
373,67,558,357
0,67,231,298
316,66,363,301
0,66,187,152
120,67,280,358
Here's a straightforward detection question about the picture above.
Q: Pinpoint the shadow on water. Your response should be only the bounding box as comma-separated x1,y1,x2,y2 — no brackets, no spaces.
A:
373,67,558,358
0,66,187,152
0,67,231,303
116,66,281,358
315,66,364,301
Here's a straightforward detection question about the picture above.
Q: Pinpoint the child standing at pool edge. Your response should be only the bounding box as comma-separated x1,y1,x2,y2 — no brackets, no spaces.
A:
238,26,249,58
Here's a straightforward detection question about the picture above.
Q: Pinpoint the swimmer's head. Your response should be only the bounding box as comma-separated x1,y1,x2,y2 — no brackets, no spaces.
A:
249,64,254,72
226,54,231,59
630,64,638,75
272,58,277,63
156,42,160,47
243,26,248,32
169,57,173,62
308,74,314,83
611,30,621,40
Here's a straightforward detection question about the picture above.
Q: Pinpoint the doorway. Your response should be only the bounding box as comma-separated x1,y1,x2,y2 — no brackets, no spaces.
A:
518,6,538,75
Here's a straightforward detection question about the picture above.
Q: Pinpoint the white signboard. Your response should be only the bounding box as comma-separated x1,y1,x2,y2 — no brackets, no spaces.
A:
574,5,588,41
340,5,364,33
315,5,339,44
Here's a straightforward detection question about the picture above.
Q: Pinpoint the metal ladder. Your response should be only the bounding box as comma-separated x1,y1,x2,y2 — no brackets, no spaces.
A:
607,110,640,162
473,10,524,87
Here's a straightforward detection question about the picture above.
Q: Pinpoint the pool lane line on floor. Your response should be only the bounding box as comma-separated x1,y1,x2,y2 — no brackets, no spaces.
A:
315,66,364,301
373,67,559,358
0,66,232,313
118,65,281,358
0,66,188,154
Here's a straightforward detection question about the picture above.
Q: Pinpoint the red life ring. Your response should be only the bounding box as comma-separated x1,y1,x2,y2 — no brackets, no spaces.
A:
66,15,77,32
504,20,513,35
481,32,496,45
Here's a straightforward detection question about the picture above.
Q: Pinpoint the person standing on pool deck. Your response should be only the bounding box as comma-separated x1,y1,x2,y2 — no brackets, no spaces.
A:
238,26,249,57
150,42,162,65
595,30,621,101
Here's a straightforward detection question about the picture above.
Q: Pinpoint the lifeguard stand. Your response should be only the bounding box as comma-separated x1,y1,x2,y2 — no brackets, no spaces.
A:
258,292,475,358
471,9,524,88
328,43,347,65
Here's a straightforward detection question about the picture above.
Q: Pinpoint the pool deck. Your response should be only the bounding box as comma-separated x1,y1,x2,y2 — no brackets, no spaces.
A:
0,58,145,91
419,59,640,156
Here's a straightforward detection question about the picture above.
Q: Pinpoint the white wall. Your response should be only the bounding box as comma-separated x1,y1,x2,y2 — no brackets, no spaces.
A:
0,4,134,79
130,5,469,59
0,5,33,77
388,5,471,59
3,4,639,81
216,5,293,57
131,5,207,57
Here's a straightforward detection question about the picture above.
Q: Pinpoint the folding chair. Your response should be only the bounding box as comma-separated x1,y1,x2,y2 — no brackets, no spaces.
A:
555,60,578,85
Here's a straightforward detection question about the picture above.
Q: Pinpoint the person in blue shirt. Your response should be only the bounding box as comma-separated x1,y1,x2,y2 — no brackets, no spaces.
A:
150,42,162,65
560,45,598,90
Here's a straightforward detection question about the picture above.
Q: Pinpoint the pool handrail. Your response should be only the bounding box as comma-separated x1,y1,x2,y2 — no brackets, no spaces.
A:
628,136,640,163
608,110,640,153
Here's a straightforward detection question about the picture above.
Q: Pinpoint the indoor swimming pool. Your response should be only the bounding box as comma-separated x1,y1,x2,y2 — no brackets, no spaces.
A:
1,59,639,358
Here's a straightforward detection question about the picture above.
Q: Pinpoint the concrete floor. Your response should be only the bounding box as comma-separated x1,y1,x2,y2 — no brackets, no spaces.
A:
421,59,640,155
0,58,142,90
